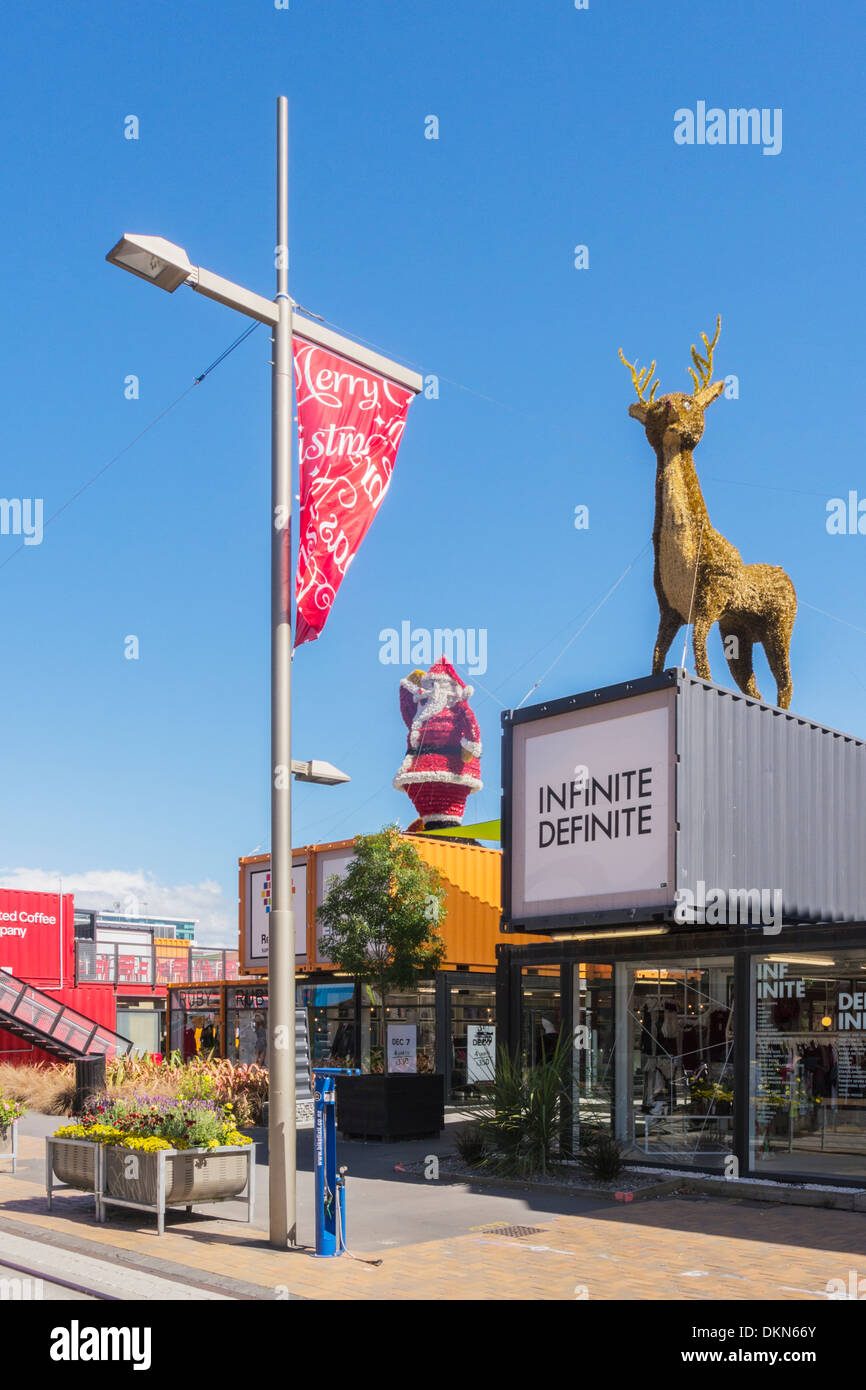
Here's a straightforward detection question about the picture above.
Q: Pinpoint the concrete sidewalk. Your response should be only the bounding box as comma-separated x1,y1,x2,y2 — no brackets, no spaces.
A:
3,1118,866,1300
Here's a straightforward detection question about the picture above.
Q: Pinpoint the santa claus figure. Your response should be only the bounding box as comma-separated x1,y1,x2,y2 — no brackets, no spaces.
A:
393,658,482,830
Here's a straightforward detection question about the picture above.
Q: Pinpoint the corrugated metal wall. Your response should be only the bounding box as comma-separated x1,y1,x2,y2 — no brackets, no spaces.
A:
677,675,866,922
409,835,502,968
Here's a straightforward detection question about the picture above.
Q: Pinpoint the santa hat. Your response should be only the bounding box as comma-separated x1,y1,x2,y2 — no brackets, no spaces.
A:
424,657,474,700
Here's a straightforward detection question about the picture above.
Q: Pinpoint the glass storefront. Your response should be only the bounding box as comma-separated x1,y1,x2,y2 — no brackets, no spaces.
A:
570,956,735,1171
573,963,614,1133
521,972,561,1068
169,972,498,1099
299,982,357,1069
751,950,866,1179
365,983,436,1074
169,988,222,1059
116,1003,163,1054
450,983,496,1102
227,985,269,1065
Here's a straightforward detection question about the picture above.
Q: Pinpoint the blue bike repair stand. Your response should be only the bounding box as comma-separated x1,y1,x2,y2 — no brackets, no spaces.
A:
313,1067,359,1257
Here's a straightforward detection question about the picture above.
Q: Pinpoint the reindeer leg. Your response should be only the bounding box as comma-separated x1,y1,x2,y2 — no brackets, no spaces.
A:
763,628,793,710
692,611,714,681
718,622,761,701
652,608,683,674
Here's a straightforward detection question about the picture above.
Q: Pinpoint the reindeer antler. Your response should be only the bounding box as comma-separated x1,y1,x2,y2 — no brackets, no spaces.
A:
688,315,722,395
618,349,659,404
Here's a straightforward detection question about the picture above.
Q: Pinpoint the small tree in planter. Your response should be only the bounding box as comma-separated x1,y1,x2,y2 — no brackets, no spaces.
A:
317,826,446,1137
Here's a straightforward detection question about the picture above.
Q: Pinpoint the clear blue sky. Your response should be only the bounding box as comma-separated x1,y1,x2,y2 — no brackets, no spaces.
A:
1,0,864,941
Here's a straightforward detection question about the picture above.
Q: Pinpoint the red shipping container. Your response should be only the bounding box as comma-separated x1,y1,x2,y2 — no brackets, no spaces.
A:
0,889,74,986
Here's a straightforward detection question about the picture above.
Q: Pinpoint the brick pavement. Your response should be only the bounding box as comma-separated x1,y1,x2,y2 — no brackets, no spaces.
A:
3,1132,866,1300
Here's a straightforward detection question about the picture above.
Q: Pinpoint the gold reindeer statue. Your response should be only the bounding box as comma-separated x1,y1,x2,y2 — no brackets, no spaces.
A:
620,317,796,709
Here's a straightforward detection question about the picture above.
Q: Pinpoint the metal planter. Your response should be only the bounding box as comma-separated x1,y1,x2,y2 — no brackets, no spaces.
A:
46,1137,103,1218
44,1138,255,1234
103,1146,250,1206
0,1119,18,1173
49,1136,99,1191
100,1143,256,1235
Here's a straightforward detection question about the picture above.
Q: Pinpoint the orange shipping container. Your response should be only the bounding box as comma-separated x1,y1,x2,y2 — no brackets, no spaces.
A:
238,835,548,975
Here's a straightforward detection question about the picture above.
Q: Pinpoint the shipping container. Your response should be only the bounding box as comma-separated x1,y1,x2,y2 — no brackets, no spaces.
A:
501,667,866,933
238,835,548,974
0,890,74,985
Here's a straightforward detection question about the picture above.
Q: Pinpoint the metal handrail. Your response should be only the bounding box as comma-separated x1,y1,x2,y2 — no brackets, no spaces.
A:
0,969,133,1057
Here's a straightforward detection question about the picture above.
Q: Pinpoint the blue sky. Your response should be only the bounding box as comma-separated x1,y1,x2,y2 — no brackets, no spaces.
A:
1,0,864,942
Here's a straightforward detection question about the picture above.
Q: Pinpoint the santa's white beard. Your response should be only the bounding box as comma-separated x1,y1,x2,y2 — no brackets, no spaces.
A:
412,681,461,730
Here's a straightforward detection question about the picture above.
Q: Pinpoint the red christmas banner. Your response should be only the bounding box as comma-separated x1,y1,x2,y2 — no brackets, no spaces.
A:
293,336,416,646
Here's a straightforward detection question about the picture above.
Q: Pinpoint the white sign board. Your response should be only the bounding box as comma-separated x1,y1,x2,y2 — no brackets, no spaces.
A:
315,848,356,960
466,1024,496,1083
386,1023,417,1074
509,688,674,924
244,859,307,969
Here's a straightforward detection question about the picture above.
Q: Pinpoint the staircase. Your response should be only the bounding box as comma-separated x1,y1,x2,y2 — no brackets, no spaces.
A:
0,970,134,1062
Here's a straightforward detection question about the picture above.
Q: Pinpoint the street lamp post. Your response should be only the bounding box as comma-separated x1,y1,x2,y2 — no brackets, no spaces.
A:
108,98,298,1250
107,95,419,1252
268,94,295,1249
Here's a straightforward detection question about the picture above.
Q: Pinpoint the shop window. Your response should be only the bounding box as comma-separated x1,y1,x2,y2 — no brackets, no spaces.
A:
362,984,436,1074
116,1008,161,1055
751,951,866,1179
521,971,561,1068
169,989,222,1059
227,987,269,1065
571,958,735,1171
450,985,496,1102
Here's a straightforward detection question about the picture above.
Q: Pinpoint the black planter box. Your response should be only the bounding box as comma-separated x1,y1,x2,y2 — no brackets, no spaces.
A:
335,1073,444,1141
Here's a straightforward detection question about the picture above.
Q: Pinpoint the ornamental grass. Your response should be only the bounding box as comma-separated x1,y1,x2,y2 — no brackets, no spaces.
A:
0,1053,269,1124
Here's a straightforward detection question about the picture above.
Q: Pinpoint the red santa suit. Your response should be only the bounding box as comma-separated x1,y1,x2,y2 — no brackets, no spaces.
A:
393,658,482,828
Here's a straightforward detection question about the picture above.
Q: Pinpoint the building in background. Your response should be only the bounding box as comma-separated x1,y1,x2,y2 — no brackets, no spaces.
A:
166,835,553,1101
92,911,196,941
74,909,238,1054
0,889,129,1064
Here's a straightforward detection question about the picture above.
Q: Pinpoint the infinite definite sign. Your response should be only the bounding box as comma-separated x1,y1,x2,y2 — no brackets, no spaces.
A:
293,338,416,646
508,690,674,924
387,1023,417,1074
466,1023,496,1083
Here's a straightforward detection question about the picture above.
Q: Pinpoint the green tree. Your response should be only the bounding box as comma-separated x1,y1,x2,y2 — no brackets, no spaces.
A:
316,826,446,1073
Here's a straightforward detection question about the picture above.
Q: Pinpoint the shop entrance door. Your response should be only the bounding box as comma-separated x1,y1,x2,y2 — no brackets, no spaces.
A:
616,960,735,1168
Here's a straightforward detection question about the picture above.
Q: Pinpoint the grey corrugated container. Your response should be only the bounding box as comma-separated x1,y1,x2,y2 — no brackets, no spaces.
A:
501,668,866,930
676,670,866,923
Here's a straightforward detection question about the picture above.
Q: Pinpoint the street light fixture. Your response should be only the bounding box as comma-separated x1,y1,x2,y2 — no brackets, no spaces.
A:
291,759,351,786
105,235,194,293
106,98,416,1254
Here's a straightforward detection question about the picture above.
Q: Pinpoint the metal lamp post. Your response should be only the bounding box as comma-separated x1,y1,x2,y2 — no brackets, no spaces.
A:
107,95,419,1250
